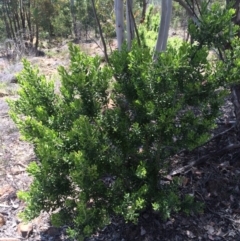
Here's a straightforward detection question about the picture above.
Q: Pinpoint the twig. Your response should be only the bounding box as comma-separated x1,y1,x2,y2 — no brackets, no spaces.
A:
216,121,236,125
129,5,141,47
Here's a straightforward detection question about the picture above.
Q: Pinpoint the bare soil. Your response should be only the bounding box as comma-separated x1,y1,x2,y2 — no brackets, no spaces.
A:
0,39,240,241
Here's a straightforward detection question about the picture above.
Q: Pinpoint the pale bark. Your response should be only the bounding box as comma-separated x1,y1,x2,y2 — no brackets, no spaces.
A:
126,0,134,50
154,0,172,58
114,0,125,50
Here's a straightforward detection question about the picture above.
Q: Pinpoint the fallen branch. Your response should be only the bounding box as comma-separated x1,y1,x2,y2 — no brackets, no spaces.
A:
169,142,240,176
189,125,235,154
169,154,210,175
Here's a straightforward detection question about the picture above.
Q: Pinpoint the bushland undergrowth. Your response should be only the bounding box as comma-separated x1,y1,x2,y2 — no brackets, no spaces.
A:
8,3,240,240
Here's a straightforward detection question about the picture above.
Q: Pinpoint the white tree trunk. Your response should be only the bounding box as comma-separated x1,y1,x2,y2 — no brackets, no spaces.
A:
114,0,125,50
154,0,172,58
70,0,77,39
126,0,134,50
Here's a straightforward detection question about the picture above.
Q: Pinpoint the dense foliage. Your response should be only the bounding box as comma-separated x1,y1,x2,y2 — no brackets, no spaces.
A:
9,35,235,239
7,2,240,241
139,5,160,49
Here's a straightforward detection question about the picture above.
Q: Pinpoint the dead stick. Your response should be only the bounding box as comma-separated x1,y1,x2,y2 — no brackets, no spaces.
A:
170,143,240,176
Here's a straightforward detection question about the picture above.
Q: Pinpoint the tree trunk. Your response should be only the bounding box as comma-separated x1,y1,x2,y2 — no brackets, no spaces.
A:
26,0,33,43
15,12,21,33
35,23,39,51
154,0,172,58
126,0,134,50
141,0,147,23
70,0,78,39
19,0,25,31
114,0,125,50
1,4,12,38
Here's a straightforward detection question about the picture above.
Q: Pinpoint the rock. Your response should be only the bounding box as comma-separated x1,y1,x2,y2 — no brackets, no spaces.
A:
17,222,33,238
0,214,6,227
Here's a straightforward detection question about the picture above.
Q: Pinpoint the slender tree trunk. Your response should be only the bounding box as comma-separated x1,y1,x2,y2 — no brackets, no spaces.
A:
114,0,125,50
35,23,39,51
91,0,109,63
26,0,33,42
1,5,11,38
9,4,19,37
19,0,25,31
70,0,78,39
15,12,21,33
141,0,147,23
12,15,18,37
4,1,16,39
154,0,172,58
126,0,134,50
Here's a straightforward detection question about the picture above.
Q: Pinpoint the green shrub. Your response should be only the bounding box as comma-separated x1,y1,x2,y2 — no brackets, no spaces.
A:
188,2,238,49
8,37,232,239
8,3,240,240
138,5,184,50
139,5,160,49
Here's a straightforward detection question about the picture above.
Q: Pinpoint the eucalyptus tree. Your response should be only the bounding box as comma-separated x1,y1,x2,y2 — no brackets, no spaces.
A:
154,0,172,56
114,0,125,50
126,0,134,49
113,0,173,54
69,0,77,38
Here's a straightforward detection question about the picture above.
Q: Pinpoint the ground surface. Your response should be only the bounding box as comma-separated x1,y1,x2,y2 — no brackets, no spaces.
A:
0,35,240,241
